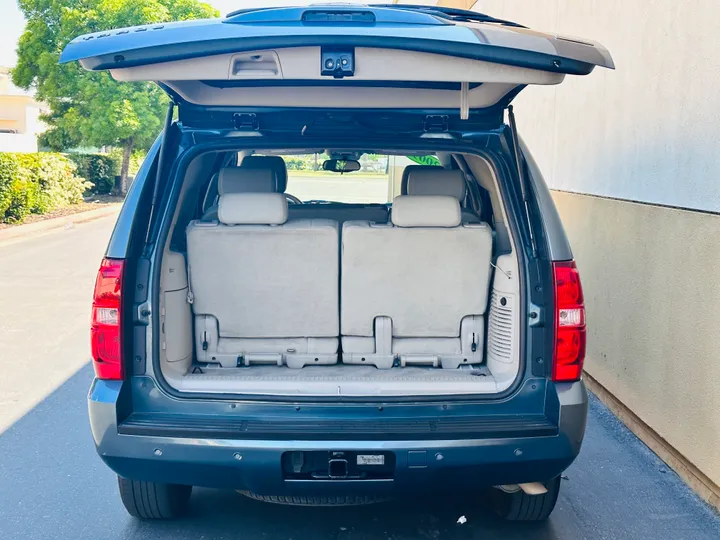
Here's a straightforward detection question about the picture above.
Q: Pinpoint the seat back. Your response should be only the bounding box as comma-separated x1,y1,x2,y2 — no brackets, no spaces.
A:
341,195,493,368
202,167,277,221
241,155,288,193
188,191,339,368
402,166,481,223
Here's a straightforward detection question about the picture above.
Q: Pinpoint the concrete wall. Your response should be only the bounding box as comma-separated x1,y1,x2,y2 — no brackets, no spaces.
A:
0,68,45,151
0,132,38,152
474,0,720,212
468,0,720,488
553,191,720,485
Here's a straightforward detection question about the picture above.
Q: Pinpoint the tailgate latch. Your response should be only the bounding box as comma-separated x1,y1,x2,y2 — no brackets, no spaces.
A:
321,47,355,78
423,115,449,133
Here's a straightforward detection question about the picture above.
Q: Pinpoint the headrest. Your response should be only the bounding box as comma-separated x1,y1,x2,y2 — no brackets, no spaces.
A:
405,167,467,201
241,155,288,193
218,193,288,225
391,195,461,228
218,167,276,195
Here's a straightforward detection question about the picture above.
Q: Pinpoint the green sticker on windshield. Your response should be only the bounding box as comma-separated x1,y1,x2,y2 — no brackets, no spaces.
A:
408,156,440,167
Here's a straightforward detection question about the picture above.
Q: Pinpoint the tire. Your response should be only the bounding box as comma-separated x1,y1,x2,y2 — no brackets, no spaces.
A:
237,491,389,506
117,476,192,519
491,476,561,522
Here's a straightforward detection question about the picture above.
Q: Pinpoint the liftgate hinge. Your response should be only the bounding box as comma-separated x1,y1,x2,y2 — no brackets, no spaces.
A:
423,115,449,133
233,113,259,131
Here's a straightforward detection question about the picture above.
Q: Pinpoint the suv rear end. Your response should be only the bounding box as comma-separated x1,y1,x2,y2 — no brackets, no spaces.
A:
74,4,611,521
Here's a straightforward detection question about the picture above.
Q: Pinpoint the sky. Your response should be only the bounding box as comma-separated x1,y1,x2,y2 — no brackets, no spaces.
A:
0,0,354,68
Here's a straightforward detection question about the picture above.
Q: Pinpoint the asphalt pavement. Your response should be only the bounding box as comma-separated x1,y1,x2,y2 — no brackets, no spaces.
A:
0,213,718,540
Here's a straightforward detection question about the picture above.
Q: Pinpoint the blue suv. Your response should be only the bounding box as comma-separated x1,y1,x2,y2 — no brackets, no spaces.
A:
64,4,613,521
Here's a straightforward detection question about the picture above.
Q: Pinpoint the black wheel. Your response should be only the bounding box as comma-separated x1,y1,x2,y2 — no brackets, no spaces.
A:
491,476,561,522
117,476,192,519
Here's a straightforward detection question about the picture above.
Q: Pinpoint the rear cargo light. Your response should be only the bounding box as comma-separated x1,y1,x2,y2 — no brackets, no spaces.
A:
91,258,125,380
552,261,586,382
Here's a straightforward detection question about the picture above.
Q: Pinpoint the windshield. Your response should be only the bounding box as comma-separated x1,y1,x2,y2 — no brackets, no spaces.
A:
249,154,440,204
284,154,390,204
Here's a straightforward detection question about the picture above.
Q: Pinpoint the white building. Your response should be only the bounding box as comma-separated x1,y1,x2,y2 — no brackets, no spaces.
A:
0,67,46,153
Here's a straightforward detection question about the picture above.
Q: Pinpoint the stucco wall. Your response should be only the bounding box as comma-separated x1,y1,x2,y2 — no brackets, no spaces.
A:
0,95,33,132
466,0,720,487
474,0,720,213
553,191,720,486
0,133,37,152
0,95,44,151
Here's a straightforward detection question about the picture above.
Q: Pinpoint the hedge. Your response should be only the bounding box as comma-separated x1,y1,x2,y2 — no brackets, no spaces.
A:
0,152,91,223
69,153,120,195
0,154,18,218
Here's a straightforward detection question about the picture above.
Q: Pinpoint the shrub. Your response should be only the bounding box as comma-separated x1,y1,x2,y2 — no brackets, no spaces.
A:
0,152,91,223
284,157,306,171
70,153,120,194
0,153,19,217
4,175,39,223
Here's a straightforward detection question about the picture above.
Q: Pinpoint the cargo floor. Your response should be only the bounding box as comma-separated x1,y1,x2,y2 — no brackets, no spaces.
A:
166,364,499,396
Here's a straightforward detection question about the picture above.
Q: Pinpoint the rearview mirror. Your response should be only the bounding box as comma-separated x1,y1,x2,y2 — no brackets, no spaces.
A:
322,159,361,173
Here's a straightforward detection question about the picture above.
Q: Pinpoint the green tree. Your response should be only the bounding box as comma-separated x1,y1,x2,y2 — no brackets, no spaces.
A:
13,0,218,193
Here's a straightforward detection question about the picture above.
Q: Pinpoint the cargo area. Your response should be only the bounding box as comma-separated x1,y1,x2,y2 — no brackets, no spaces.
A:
155,150,523,397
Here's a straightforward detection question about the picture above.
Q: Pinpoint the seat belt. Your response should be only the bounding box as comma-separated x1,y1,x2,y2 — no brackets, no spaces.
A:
186,261,194,304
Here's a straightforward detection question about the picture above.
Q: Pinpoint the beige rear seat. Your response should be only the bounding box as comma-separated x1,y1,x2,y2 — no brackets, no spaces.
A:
341,195,493,369
187,190,339,368
202,167,277,221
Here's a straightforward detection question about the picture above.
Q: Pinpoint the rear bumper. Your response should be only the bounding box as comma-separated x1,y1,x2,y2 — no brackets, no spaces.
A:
88,380,587,494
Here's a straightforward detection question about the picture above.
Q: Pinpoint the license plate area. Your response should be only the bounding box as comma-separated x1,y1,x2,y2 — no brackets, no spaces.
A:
282,451,395,480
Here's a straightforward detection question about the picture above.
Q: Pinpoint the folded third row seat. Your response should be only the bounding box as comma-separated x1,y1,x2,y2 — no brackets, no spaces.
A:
188,191,340,368
341,193,494,369
187,167,494,371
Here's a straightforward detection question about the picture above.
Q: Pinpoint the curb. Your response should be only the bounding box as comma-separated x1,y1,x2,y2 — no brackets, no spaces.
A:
0,204,122,246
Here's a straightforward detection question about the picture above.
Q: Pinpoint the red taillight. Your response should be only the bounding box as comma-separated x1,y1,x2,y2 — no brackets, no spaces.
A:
91,258,125,380
552,261,586,382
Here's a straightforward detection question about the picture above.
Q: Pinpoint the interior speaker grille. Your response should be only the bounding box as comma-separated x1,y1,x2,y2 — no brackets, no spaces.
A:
487,290,515,364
